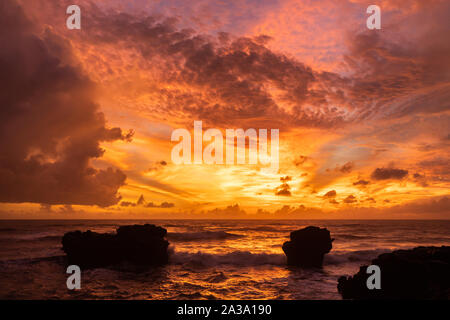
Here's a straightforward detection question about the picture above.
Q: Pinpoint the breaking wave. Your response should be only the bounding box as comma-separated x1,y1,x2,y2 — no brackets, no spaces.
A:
325,249,391,265
171,248,392,267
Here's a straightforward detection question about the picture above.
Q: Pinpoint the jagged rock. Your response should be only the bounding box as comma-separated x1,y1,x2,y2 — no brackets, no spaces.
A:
282,226,333,267
338,246,450,299
62,224,169,268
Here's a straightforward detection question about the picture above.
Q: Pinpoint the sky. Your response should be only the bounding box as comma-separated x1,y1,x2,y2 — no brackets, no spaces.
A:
0,0,449,219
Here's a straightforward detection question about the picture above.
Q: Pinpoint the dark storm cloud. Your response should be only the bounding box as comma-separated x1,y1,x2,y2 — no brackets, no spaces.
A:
0,0,131,207
371,168,409,180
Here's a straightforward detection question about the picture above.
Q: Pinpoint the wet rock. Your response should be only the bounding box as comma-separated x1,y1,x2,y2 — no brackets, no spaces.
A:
282,226,333,267
62,224,169,268
338,246,450,299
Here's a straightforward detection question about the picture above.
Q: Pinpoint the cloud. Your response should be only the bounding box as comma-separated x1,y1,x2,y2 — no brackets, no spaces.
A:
0,0,131,207
120,201,136,207
353,179,370,186
343,195,357,204
294,155,310,167
364,197,376,203
3,0,449,217
418,157,450,179
323,190,337,198
147,160,168,172
275,189,291,196
336,161,354,173
389,196,450,215
275,186,291,196
338,14,450,120
27,1,450,132
371,168,409,180
146,202,175,208
412,173,428,187
68,4,392,130
136,194,145,206
120,194,175,209
275,176,292,196
203,204,246,218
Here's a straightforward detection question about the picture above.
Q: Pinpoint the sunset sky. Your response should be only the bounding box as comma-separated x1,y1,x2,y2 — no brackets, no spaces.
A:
1,0,449,219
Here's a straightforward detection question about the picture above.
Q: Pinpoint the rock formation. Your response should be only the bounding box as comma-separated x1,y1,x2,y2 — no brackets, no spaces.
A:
338,246,450,299
282,226,333,267
62,224,169,268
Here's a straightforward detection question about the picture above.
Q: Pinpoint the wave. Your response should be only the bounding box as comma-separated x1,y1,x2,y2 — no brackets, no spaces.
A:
0,234,62,243
206,272,228,283
0,255,66,265
0,248,393,269
324,249,391,265
171,292,218,300
170,250,286,266
235,226,284,232
163,224,193,228
339,223,363,227
335,234,378,240
167,231,244,241
171,248,393,267
34,235,62,242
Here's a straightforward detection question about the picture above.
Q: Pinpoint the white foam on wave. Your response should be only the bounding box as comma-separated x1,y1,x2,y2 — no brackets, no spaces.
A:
170,248,393,267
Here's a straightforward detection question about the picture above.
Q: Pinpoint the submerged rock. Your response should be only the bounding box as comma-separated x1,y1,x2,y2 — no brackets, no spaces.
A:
62,224,169,268
282,226,333,267
338,246,450,299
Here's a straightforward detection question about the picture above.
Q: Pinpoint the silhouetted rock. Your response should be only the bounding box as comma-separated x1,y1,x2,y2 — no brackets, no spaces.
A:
62,224,169,268
338,246,450,299
282,226,333,267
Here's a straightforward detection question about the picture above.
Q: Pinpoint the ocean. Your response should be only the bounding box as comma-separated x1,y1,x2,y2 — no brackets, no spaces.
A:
0,220,449,300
